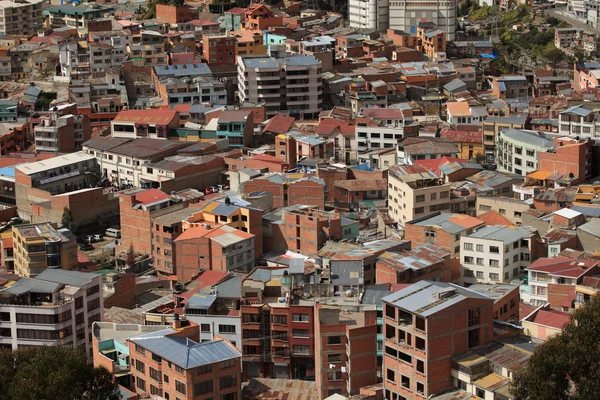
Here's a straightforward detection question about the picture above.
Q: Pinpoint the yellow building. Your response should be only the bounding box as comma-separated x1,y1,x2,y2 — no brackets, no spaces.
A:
12,223,77,278
417,25,447,60
440,126,485,161
232,30,266,57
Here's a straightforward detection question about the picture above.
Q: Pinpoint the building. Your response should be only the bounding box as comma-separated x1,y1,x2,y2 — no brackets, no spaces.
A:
558,105,599,137
389,0,456,40
491,75,531,99
417,25,447,60
333,179,388,211
397,137,459,165
0,269,103,357
482,114,529,164
554,26,581,49
525,257,598,307
577,218,600,253
375,244,457,284
111,110,180,140
476,196,529,226
12,223,77,277
242,173,326,209
446,102,486,126
496,129,557,176
47,3,114,33
155,76,227,106
466,283,520,322
0,122,31,155
460,225,536,285
174,224,255,281
237,55,323,119
349,0,389,30
216,110,255,148
382,281,494,399
155,4,199,24
439,126,484,161
202,33,236,66
127,322,242,400
404,212,485,257
35,106,91,154
0,0,43,35
244,3,283,30
537,136,593,184
388,165,451,226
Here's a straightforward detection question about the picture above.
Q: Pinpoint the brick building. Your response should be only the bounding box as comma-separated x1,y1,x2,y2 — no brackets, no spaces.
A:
382,281,495,399
174,224,255,281
467,283,520,322
281,208,343,257
537,137,593,185
404,212,485,257
202,33,236,66
155,4,199,24
314,304,378,398
242,174,326,209
127,320,242,400
333,179,388,211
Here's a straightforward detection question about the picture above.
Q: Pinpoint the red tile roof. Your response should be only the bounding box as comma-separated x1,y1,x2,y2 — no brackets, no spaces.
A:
519,303,537,320
135,189,171,205
316,118,355,136
531,309,571,329
180,270,230,300
440,127,483,144
448,214,485,229
253,154,283,163
334,179,387,192
114,109,178,125
263,115,295,134
477,211,513,227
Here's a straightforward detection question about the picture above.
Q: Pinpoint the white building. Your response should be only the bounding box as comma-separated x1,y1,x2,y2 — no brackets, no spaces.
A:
349,0,389,30
0,0,43,36
496,129,558,176
237,55,323,119
89,43,126,73
460,225,535,285
389,0,457,40
0,269,103,357
446,102,487,125
558,104,600,137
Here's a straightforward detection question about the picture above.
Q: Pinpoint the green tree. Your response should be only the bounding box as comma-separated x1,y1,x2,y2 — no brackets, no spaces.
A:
511,293,600,400
0,346,120,400
61,206,72,229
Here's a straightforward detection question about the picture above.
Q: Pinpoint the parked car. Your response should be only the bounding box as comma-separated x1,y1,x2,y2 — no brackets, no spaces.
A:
209,186,219,193
80,244,94,251
204,187,213,195
217,184,230,191
85,234,102,243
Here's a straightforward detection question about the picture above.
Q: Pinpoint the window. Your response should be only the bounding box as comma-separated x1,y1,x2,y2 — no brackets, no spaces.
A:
489,246,499,254
415,207,424,214
175,365,185,375
327,336,342,345
430,193,436,201
464,269,474,277
150,367,162,382
136,377,146,391
489,273,499,281
292,329,309,338
490,259,499,267
197,365,212,375
476,244,484,252
272,315,288,325
220,359,235,369
293,345,310,355
328,354,342,363
150,385,162,396
416,195,425,202
135,359,145,373
464,256,474,264
479,204,491,211
476,271,484,279
135,344,145,355
219,325,236,333
201,324,211,332
476,258,484,266
194,381,213,395
328,371,342,381
468,308,480,327
464,243,473,251
387,369,395,382
175,380,186,395
440,191,449,199
219,374,236,389
292,314,309,322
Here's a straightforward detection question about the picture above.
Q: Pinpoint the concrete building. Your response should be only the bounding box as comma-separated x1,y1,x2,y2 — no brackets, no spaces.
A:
0,269,103,357
460,225,536,285
110,110,180,140
242,173,326,209
496,129,557,176
389,0,456,40
12,223,77,277
349,0,389,30
558,105,600,137
127,322,242,400
397,137,459,165
537,136,593,184
382,281,494,399
216,110,255,148
47,3,114,33
388,164,451,226
475,196,529,226
237,55,323,119
491,75,531,99
482,114,529,164
0,0,42,35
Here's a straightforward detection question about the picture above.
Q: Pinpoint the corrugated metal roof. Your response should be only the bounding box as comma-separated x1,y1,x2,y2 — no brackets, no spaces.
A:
36,268,97,287
467,225,533,244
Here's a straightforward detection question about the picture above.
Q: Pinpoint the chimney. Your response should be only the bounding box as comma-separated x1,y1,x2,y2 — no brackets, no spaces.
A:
172,313,181,329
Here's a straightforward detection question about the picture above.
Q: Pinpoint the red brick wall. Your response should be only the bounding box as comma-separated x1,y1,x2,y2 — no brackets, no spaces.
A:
119,193,152,255
156,4,199,24
538,141,589,184
348,324,378,394
103,273,137,309
547,283,576,310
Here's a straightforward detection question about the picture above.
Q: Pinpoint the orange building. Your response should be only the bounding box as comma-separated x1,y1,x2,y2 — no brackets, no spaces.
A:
537,137,593,184
202,33,236,66
155,4,199,24
0,121,30,155
417,26,446,60
244,4,283,30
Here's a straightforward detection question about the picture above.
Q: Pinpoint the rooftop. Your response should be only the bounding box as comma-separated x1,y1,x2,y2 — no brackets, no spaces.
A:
466,225,533,244
409,212,484,234
15,152,95,175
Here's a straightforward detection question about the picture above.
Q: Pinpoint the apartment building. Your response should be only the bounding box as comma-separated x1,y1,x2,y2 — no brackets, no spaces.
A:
482,114,529,164
375,244,456,284
237,55,323,119
35,109,91,154
280,208,343,257
397,137,459,165
475,196,529,226
460,225,536,285
128,43,168,67
555,26,581,49
404,212,485,257
525,257,598,307
382,281,494,399
128,321,242,400
389,0,457,40
388,164,451,226
242,173,326,209
216,110,255,148
496,129,557,176
0,121,30,155
89,42,125,73
202,33,236,66
0,0,42,35
417,26,447,60
314,304,378,398
349,0,389,30
0,269,103,358
111,110,180,140
12,223,77,277
47,3,114,32
155,76,226,106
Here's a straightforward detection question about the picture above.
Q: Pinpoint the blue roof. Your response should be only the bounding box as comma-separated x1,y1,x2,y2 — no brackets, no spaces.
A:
130,334,241,368
351,163,375,172
0,167,15,177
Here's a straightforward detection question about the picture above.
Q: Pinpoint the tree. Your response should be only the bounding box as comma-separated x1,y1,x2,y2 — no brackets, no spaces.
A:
61,206,72,229
0,346,120,400
511,293,600,400
126,243,136,269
